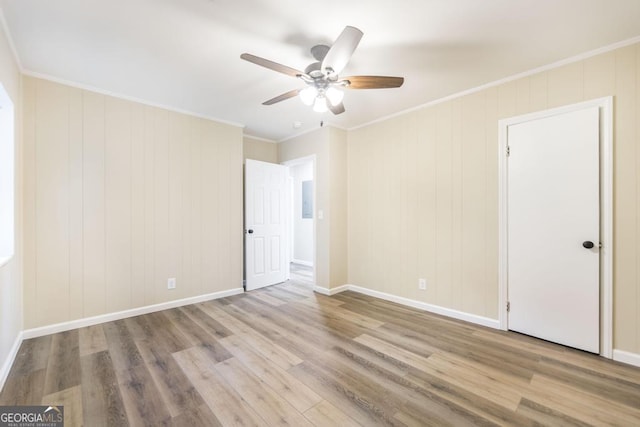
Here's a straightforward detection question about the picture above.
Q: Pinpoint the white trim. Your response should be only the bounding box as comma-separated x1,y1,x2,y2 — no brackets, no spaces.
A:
278,125,325,143
313,285,349,296
22,288,243,339
277,124,347,144
291,259,313,267
21,70,246,130
613,349,640,368
350,36,640,132
244,134,278,144
498,97,614,358
0,331,23,393
319,284,500,329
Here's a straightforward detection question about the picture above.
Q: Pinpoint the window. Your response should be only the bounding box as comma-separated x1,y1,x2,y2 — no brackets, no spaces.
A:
0,83,14,267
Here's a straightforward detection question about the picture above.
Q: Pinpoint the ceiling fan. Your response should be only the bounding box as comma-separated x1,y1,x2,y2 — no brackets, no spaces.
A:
240,26,404,115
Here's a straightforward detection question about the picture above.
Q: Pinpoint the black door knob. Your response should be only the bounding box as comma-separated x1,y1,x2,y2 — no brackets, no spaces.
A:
582,241,594,249
247,229,254,234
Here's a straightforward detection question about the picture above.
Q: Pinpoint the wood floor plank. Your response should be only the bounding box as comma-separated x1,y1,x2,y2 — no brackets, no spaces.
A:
288,359,402,426
0,369,46,405
246,291,287,307
354,334,434,372
102,320,145,380
534,357,640,408
211,301,321,361
424,353,524,411
297,293,346,308
292,299,385,329
135,339,205,417
303,399,363,427
219,334,323,412
214,357,315,427
172,346,264,427
43,330,81,395
199,302,304,369
524,374,640,426
125,311,191,354
170,403,222,427
163,307,232,363
318,346,481,427
378,320,537,381
79,324,108,357
179,305,233,339
117,364,173,426
42,385,83,427
10,335,52,376
515,398,591,427
80,350,129,427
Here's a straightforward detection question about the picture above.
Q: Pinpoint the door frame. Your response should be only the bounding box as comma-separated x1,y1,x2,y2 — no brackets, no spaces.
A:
282,155,317,285
498,96,613,358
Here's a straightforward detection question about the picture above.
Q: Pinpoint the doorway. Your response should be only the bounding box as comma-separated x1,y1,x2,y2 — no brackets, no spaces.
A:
498,97,613,357
283,156,316,286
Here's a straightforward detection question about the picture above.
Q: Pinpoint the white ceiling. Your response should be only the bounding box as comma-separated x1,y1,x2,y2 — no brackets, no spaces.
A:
2,0,640,141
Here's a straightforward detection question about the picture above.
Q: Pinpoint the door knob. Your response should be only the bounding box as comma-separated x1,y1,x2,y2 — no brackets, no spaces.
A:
247,229,254,234
582,241,594,249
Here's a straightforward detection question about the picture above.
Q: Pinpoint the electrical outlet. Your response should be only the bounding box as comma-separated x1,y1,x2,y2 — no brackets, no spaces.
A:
418,278,427,290
168,277,176,290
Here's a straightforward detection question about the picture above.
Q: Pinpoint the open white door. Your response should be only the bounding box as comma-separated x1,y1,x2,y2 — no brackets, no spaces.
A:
245,159,289,291
507,106,600,353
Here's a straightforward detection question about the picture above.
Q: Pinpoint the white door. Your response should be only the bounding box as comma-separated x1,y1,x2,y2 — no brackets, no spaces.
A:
245,159,289,291
507,106,600,353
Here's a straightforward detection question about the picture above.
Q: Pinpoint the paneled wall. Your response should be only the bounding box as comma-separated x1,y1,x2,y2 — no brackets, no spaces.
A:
23,77,243,329
0,21,22,385
243,136,277,164
278,127,349,290
348,43,640,353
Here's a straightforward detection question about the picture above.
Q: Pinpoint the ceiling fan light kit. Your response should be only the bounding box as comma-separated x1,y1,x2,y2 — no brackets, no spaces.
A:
241,25,404,115
313,96,329,113
299,86,317,106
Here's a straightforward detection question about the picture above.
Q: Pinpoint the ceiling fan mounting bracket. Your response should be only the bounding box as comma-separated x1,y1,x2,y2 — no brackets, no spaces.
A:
310,44,330,61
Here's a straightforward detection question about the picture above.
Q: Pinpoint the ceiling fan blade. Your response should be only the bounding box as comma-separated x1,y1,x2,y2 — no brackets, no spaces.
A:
262,89,300,105
342,75,404,89
321,26,363,75
329,101,346,115
241,53,306,78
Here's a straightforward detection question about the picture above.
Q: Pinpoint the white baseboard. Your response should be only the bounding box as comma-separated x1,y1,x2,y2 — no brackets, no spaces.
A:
291,259,313,267
316,284,500,329
0,331,24,393
313,284,349,296
613,349,640,368
22,287,244,340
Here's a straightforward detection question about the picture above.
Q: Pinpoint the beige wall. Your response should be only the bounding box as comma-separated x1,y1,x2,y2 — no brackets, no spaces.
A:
0,23,22,381
328,127,348,288
348,43,640,353
243,136,278,163
23,76,243,329
278,127,348,289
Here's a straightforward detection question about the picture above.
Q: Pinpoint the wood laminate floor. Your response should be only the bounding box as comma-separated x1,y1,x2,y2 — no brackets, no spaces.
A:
2,280,640,426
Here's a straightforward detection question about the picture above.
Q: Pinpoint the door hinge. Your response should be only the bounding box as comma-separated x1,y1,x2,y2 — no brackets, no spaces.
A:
506,146,511,157
507,301,511,312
